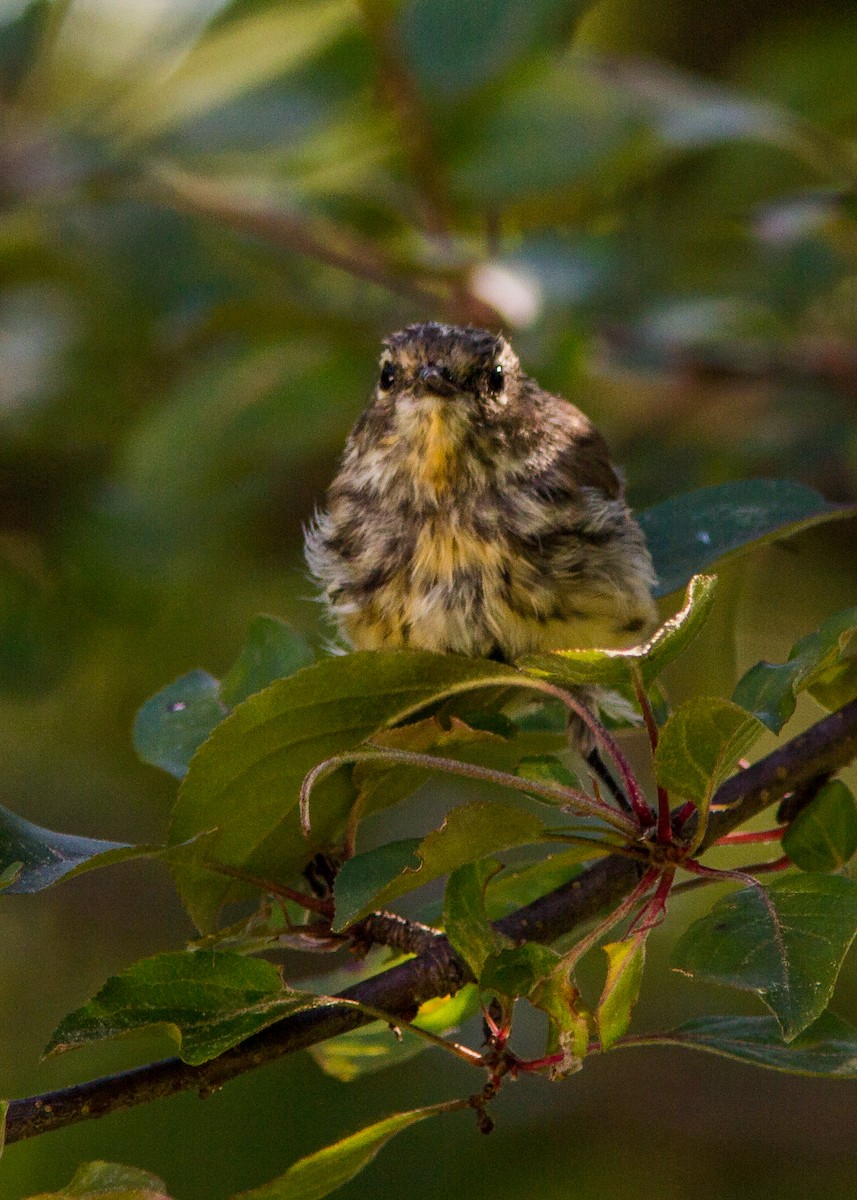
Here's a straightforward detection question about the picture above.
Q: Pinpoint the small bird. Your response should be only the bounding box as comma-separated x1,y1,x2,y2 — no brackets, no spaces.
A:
306,322,657,667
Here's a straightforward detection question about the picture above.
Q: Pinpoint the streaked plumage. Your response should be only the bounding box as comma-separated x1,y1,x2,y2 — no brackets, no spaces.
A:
306,323,657,661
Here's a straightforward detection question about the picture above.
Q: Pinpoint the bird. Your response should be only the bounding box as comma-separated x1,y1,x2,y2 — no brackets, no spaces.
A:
305,322,657,669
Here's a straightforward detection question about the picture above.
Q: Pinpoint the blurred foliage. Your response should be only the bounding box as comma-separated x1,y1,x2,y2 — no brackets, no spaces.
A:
0,0,856,1197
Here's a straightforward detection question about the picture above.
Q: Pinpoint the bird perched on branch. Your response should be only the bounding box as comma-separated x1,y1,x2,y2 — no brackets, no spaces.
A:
306,322,657,669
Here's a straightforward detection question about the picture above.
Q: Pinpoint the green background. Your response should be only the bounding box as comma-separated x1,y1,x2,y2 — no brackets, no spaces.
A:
0,0,856,1196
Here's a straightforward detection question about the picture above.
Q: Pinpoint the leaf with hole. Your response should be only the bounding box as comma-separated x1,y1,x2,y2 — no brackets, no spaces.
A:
638,479,851,598
135,618,314,781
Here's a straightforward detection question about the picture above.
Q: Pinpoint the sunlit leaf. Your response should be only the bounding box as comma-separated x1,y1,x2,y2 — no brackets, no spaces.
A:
638,480,851,598
733,606,857,732
597,933,646,1051
20,1160,173,1199
235,1101,463,1200
443,860,511,978
782,781,857,872
309,987,479,1081
654,697,764,817
671,874,857,1039
332,800,547,931
116,1,358,140
46,951,342,1066
519,574,716,688
639,1012,857,1077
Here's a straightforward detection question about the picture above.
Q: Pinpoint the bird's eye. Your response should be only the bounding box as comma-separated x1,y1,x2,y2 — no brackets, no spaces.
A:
379,361,396,391
487,363,505,394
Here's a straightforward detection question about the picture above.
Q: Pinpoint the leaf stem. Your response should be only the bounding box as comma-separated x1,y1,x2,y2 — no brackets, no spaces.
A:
629,664,673,843
561,867,660,970
201,861,333,918
300,748,640,839
714,826,787,846
517,677,654,830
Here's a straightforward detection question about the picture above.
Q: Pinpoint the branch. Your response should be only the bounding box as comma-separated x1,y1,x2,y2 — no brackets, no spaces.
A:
6,698,857,1145
356,0,452,241
145,164,501,329
144,165,446,312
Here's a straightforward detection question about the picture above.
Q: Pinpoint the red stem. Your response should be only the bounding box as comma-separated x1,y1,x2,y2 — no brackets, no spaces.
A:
714,826,787,846
523,678,654,830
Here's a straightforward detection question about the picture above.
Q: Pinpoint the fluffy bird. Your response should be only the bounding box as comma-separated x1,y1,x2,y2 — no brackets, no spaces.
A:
306,322,657,665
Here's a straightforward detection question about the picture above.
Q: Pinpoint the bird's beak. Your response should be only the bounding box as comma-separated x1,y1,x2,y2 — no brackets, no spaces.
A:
418,365,458,397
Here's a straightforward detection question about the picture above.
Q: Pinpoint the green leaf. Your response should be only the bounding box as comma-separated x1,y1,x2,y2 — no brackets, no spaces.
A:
234,1101,463,1200
638,480,851,598
480,943,590,1072
519,573,717,689
331,839,421,930
333,800,547,931
654,697,765,816
732,607,857,732
0,1098,6,1160
220,616,314,707
20,1160,173,1199
0,803,139,894
644,1012,857,1078
597,934,647,1051
171,652,524,931
135,619,314,781
443,860,511,978
134,670,228,781
46,951,341,1066
400,0,579,100
309,987,479,1082
483,848,589,919
782,781,857,872
671,874,857,1039
480,943,562,1002
515,756,580,796
120,1,358,141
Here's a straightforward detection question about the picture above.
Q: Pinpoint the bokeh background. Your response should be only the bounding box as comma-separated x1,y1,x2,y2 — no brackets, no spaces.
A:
1,0,856,1196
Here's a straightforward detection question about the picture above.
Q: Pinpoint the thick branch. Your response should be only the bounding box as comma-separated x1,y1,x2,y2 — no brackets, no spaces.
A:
6,699,857,1145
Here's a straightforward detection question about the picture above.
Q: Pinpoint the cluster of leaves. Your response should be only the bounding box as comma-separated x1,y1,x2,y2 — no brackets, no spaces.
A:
3,479,856,1200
